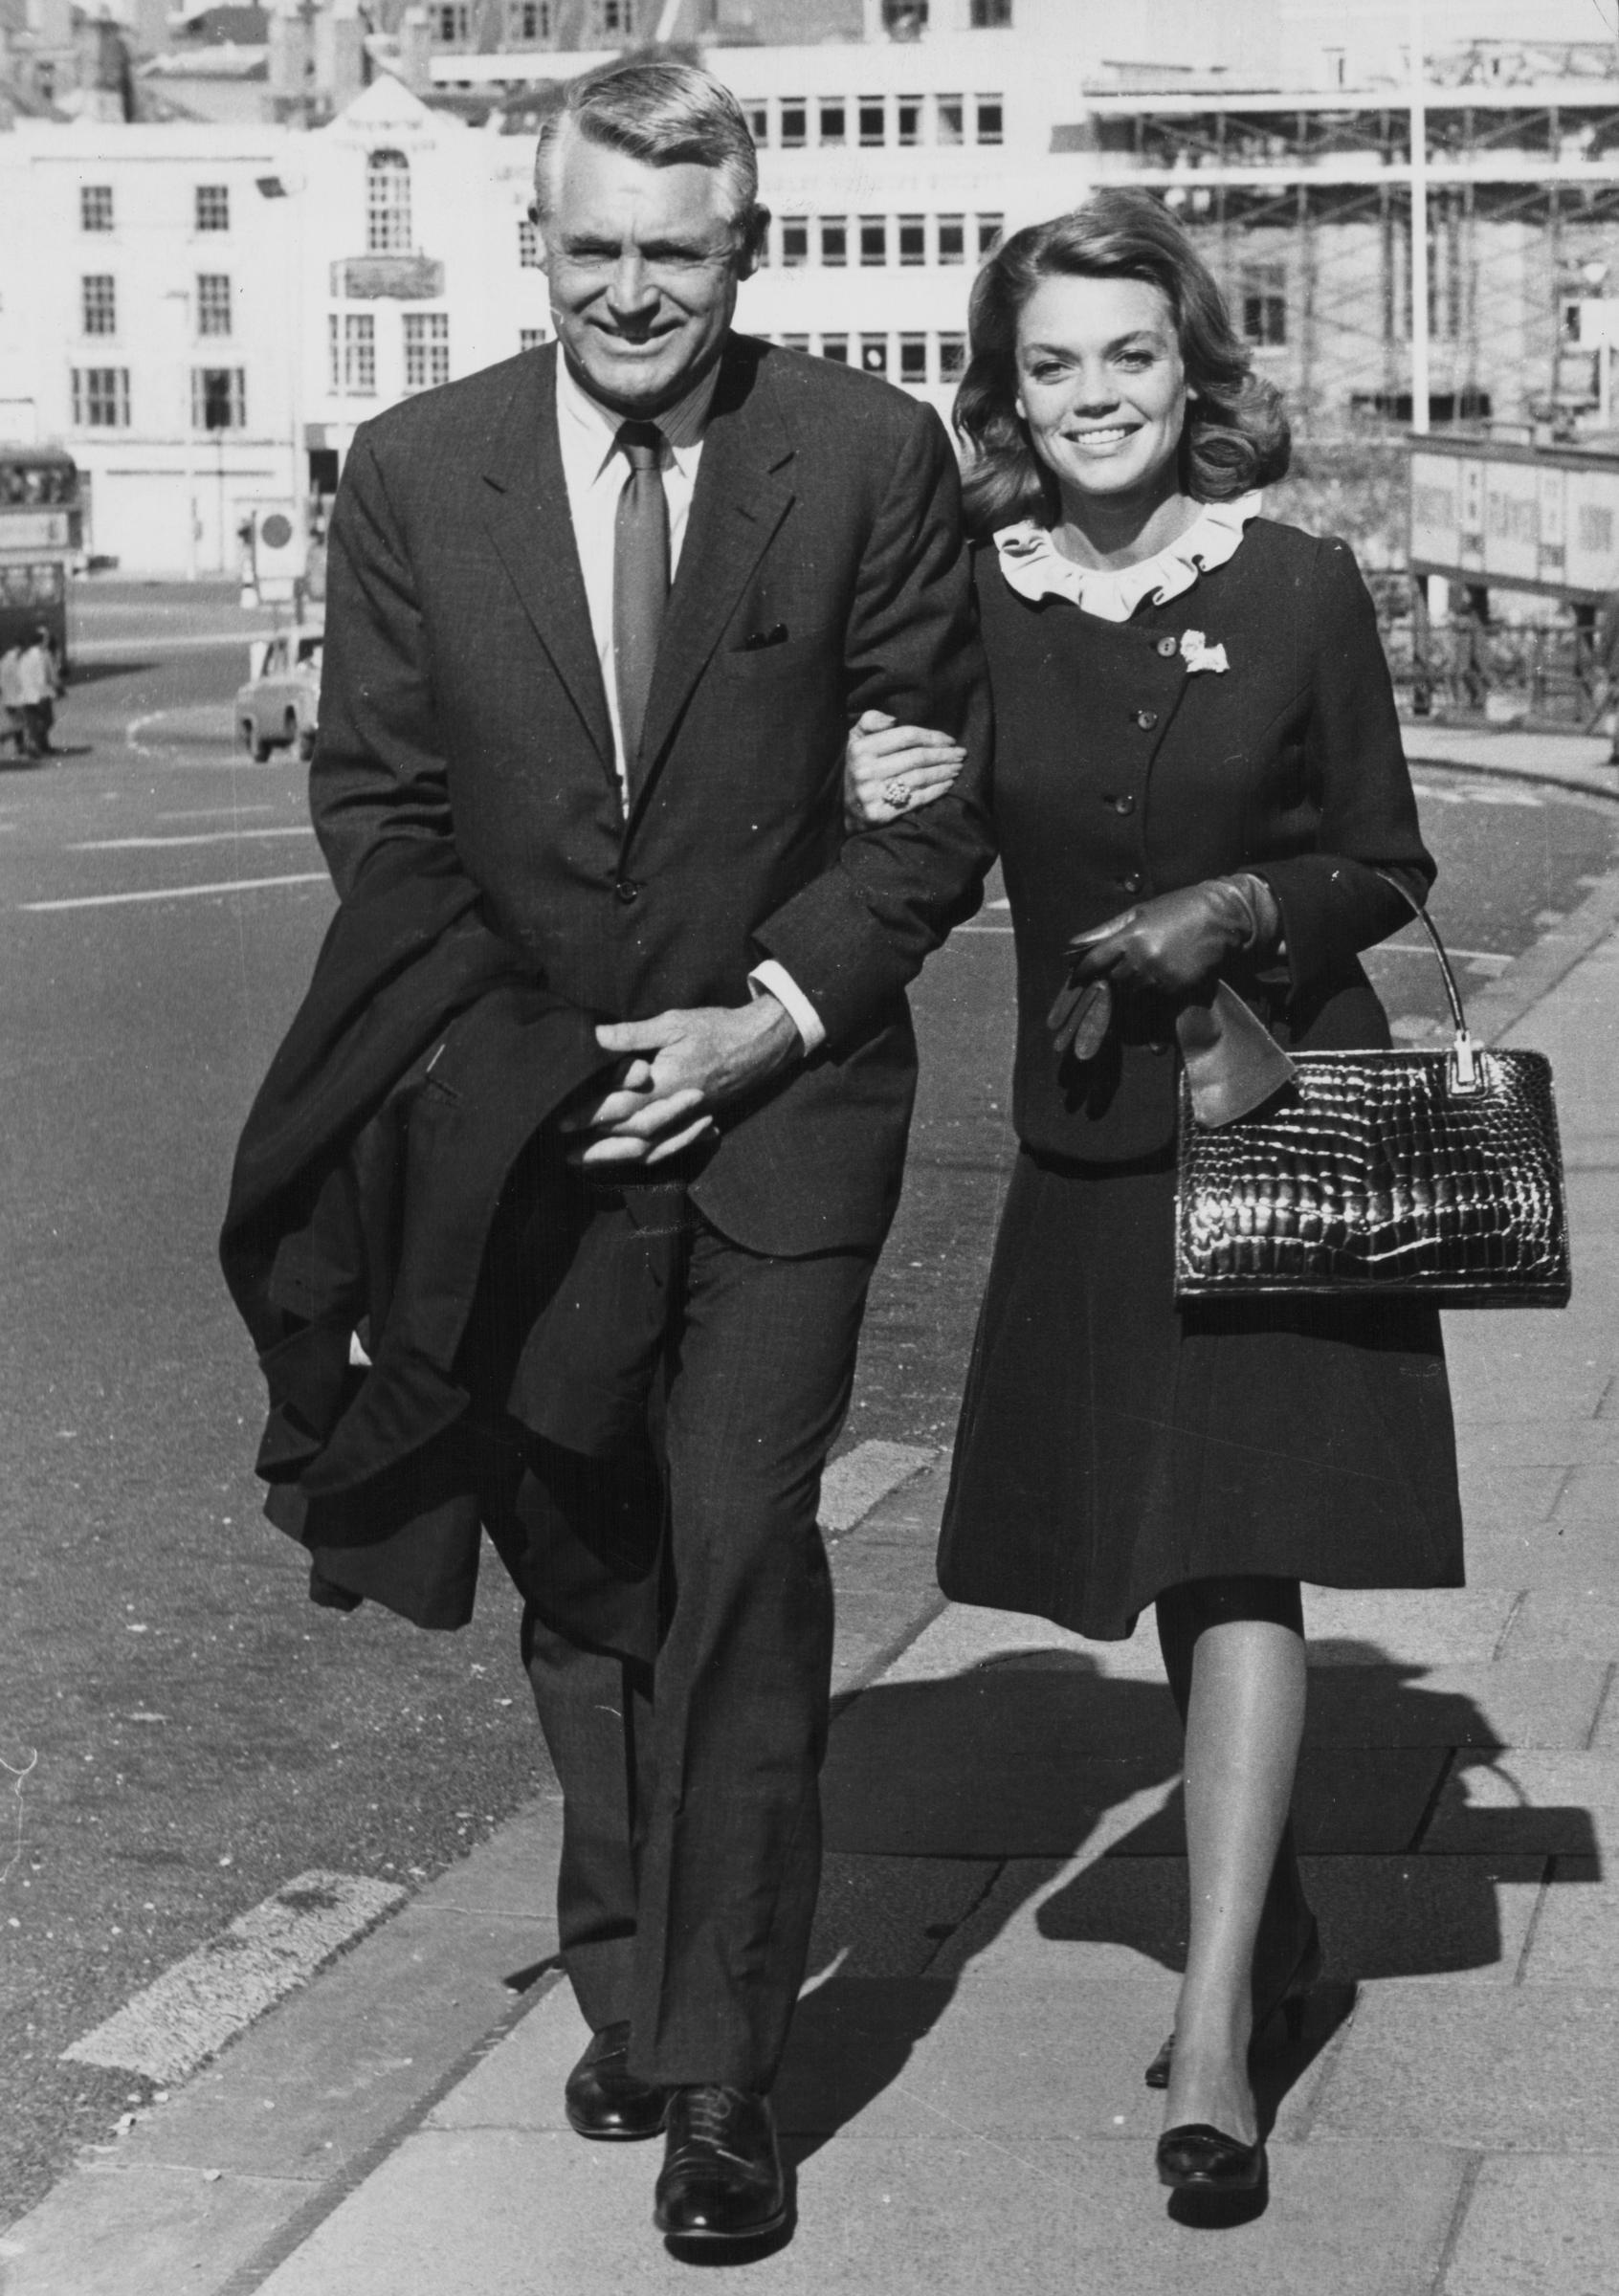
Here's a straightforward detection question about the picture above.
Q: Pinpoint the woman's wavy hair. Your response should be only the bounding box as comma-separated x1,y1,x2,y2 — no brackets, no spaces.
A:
955,189,1291,537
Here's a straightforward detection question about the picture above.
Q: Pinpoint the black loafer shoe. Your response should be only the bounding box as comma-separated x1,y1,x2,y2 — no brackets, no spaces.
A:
564,2022,671,2141
653,2085,787,2242
1155,2121,1266,2194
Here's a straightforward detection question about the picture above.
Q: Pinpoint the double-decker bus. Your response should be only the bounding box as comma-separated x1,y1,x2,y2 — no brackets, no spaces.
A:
0,446,81,669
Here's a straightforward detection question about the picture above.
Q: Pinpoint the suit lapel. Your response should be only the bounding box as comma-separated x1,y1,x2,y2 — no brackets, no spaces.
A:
477,343,614,775
629,342,796,814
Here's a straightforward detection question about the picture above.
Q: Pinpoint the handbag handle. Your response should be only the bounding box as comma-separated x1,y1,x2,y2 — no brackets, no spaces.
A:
1373,870,1482,1094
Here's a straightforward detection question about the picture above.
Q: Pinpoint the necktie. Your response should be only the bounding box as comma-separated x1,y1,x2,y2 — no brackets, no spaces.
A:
612,419,670,782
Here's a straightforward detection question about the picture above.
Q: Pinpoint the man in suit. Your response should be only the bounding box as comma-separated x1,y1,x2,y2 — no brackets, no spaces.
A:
309,57,990,2244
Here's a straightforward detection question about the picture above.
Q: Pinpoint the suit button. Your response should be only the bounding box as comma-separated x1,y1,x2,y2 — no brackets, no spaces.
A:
614,877,642,904
1113,793,1136,815
1133,708,1159,730
1120,872,1144,894
1146,1040,1169,1055
1155,635,1178,657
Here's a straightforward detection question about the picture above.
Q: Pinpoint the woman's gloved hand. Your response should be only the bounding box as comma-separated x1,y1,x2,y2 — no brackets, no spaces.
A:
1047,876,1278,1061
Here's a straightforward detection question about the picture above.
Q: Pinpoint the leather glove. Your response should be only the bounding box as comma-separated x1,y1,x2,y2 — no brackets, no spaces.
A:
1047,876,1278,1062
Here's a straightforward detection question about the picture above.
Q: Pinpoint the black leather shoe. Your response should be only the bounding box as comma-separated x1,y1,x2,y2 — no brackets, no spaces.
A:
653,2085,788,2242
564,2022,671,2141
1156,2122,1266,2194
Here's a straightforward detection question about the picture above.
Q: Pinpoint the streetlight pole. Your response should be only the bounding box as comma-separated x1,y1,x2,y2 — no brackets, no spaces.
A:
1408,0,1430,439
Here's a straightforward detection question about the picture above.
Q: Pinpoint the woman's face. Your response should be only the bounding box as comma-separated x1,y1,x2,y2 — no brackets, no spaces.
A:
1013,272,1189,513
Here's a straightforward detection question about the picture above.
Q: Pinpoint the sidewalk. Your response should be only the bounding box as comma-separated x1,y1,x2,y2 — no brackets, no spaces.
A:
8,740,1619,2294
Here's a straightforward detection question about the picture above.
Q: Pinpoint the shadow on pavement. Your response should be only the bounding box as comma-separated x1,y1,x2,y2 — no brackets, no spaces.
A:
779,1643,1598,2165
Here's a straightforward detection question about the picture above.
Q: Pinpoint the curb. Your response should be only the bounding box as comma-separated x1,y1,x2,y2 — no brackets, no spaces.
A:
0,1457,953,2296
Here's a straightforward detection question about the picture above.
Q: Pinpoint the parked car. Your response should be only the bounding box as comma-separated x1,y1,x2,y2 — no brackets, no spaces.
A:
235,623,322,762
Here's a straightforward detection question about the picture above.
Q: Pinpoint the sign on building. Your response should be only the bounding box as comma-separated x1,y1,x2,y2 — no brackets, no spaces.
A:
1410,437,1619,601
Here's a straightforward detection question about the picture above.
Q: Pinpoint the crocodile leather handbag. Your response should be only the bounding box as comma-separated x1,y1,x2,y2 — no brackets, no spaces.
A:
1174,879,1571,1308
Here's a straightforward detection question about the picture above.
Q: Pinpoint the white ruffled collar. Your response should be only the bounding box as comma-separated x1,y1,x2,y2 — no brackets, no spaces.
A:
992,493,1261,624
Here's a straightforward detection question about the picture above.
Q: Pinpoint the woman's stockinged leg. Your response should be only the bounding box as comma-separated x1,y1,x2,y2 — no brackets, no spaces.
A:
1155,1576,1307,2144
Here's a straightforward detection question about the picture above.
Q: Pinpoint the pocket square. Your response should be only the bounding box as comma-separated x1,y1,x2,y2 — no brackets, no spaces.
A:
741,623,789,651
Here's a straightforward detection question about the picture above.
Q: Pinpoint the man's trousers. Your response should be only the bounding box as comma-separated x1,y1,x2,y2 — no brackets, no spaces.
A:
507,1204,876,2093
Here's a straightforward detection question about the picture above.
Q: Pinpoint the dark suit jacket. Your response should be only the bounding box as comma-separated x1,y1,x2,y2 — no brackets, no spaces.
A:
312,334,994,1256
978,519,1436,1162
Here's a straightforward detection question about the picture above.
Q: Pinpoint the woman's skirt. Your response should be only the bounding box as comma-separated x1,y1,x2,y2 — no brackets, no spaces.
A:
937,1146,1466,1641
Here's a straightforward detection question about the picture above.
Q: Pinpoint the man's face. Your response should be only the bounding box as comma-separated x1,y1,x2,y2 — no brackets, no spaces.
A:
537,128,754,416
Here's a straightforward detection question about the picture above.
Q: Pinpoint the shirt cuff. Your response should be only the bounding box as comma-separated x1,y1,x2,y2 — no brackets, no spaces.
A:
747,960,827,1055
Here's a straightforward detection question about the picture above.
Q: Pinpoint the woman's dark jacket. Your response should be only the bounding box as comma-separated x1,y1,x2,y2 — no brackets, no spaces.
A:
979,517,1435,1159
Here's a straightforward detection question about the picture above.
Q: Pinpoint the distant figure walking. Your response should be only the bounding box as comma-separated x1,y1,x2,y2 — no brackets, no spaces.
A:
12,628,62,760
0,641,27,758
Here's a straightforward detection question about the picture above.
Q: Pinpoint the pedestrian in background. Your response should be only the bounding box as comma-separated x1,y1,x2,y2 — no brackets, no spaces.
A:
847,188,1464,2208
0,639,27,759
14,626,62,759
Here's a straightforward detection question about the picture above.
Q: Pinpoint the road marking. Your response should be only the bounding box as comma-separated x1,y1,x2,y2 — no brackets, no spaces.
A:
952,922,1013,934
157,805,277,821
59,1871,407,2084
22,872,329,912
819,1439,935,1534
1374,942,1511,965
73,629,282,659
69,827,317,851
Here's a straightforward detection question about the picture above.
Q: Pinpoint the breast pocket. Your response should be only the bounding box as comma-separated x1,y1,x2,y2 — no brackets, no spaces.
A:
719,626,839,684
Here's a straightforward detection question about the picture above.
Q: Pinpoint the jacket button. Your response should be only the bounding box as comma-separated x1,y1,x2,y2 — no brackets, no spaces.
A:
1113,793,1136,815
1146,1040,1169,1055
614,876,642,904
1155,635,1178,657
1133,707,1159,730
1120,872,1144,894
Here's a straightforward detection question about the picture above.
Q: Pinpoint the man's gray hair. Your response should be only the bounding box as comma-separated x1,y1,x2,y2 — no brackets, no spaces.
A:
532,58,765,250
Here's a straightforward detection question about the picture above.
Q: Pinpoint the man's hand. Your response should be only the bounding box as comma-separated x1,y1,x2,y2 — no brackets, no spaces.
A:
565,996,802,1168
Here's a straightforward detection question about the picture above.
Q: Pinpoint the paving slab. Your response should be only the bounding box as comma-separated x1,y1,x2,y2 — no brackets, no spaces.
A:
1498,1592,1619,1662
807,1852,1003,1979
1448,1416,1619,1463
248,2125,1468,2296
1120,1748,1449,1859
1312,1981,1619,2150
122,1906,555,2179
1514,1856,1618,1984
0,2161,311,2296
1297,1590,1519,1667
1442,2150,1619,2296
1421,1750,1618,1859
1454,1463,1570,1528
1455,1517,1619,1590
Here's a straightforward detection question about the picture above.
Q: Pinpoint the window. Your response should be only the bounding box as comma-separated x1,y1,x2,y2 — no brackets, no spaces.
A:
520,326,547,350
899,334,928,385
781,216,809,268
781,334,810,353
71,367,129,428
1240,259,1287,346
977,213,1004,257
971,0,1012,22
80,185,114,232
745,101,768,144
779,98,806,148
938,215,965,265
197,274,233,337
818,99,846,146
366,150,411,254
405,312,450,391
819,335,849,364
897,217,925,269
820,217,847,268
897,95,921,145
81,275,117,336
936,95,964,145
975,96,1004,145
329,311,376,394
518,216,541,267
860,336,888,378
432,1,469,37
858,98,885,146
596,0,631,28
192,367,246,430
859,216,887,267
939,332,966,380
195,184,230,232
507,0,551,35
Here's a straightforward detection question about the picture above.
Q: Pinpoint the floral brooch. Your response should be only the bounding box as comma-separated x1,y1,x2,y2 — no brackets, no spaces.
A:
1179,629,1230,674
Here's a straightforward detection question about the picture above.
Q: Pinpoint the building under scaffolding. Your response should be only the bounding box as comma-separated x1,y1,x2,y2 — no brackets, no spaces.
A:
1076,41,1619,441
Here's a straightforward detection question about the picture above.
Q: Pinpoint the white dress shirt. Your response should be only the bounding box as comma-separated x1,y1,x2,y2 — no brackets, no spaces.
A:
554,355,825,1052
